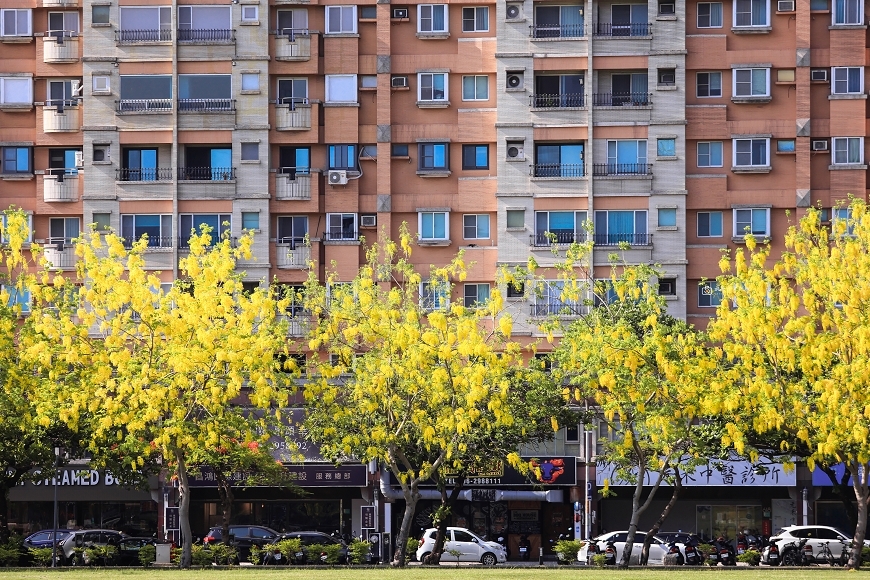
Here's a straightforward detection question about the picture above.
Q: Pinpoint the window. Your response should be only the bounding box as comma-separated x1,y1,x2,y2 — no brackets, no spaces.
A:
325,6,357,33
277,215,308,244
697,142,723,167
594,210,648,245
178,6,232,41
658,69,676,86
462,145,488,170
609,72,649,105
48,148,80,176
534,211,587,245
241,6,258,22
0,77,32,105
532,280,583,316
3,285,30,313
534,143,585,177
119,75,172,111
418,143,448,170
418,73,447,102
418,5,448,33
241,73,259,91
833,137,863,164
463,214,490,239
565,424,581,442
92,75,110,93
1,213,32,244
420,281,449,310
734,0,769,26
118,7,169,41
734,208,770,236
391,144,409,157
1,147,30,174
464,283,490,307
1,9,32,36
419,211,449,240
697,72,722,97
328,145,357,170
697,211,723,237
462,6,489,31
733,138,769,167
658,278,677,296
181,146,232,180
506,210,525,229
276,8,309,35
121,214,173,248
179,214,230,246
241,212,259,231
698,281,723,307
178,74,231,111
48,12,80,34
533,5,585,38
326,213,357,240
241,143,259,161
92,213,111,231
360,6,377,19
92,5,110,25
462,75,488,101
277,78,308,106
49,217,80,245
658,208,677,227
832,67,862,94
811,0,828,8
506,280,525,297
360,145,377,159
733,68,769,97
834,0,861,24
657,138,676,157
120,148,158,181
697,2,723,27
606,140,648,174
777,139,795,153
834,207,854,235
360,75,377,88
325,75,357,103
533,74,584,107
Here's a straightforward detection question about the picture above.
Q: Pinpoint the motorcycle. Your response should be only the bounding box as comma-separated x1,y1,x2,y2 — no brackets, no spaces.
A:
603,540,617,566
261,545,285,565
665,541,685,565
715,536,736,566
765,542,781,566
800,538,815,565
684,542,702,566
736,533,748,556
518,536,531,561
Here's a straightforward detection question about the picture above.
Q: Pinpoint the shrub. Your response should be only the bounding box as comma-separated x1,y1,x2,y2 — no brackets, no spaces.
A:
28,547,53,567
275,538,303,563
308,543,342,565
249,545,262,565
553,539,584,563
406,537,419,563
348,539,371,565
0,534,23,567
172,543,215,567
138,544,156,568
592,554,607,567
83,544,117,566
209,543,237,565
737,549,761,565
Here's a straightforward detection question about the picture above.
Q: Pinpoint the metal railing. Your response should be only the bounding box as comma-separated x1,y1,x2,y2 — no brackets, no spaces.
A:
532,163,585,178
115,29,172,43
271,28,310,40
593,233,653,246
44,99,78,109
177,167,236,181
116,167,174,182
530,232,585,246
275,97,310,109
178,236,238,250
530,302,585,316
530,93,585,108
278,167,312,178
117,99,173,112
121,236,175,250
592,163,652,176
177,28,234,42
44,29,78,43
594,22,652,36
592,92,651,106
530,24,585,38
178,98,235,112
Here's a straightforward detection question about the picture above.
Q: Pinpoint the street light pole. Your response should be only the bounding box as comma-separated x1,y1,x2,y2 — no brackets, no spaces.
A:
51,446,61,568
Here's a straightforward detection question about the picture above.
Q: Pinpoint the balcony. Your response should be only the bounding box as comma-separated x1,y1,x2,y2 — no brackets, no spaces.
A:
275,171,312,200
593,233,652,246
592,163,652,176
178,167,236,181
178,237,237,251
42,0,80,6
531,163,585,178
43,242,78,270
530,301,585,317
276,243,310,269
116,168,174,182
115,29,172,44
529,23,585,39
278,312,311,337
43,103,80,132
43,33,79,63
178,29,234,43
592,93,651,107
117,99,173,113
593,22,652,36
275,100,312,130
273,29,311,61
42,172,78,202
122,237,175,251
178,99,235,112
530,232,586,246
530,93,585,109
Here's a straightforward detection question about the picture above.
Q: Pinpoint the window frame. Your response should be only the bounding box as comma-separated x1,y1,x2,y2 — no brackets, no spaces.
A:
697,2,723,27
658,207,677,227
463,283,491,307
418,4,449,33
461,6,489,32
832,67,863,95
832,137,863,165
1,146,32,175
696,72,722,98
733,207,770,237
420,280,450,310
461,144,489,170
698,281,723,308
276,215,309,244
324,74,358,104
534,210,587,245
461,75,489,101
325,5,357,33
833,0,862,24
732,138,770,168
0,77,33,105
418,211,449,241
733,68,770,97
697,211,724,237
121,214,174,248
0,9,33,37
733,0,770,27
328,144,358,171
418,72,448,102
1,213,33,244
241,5,258,22
418,142,449,170
697,141,724,167
463,214,491,239
326,212,357,241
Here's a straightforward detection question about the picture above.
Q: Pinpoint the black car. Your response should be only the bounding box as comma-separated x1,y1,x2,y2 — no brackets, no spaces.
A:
278,531,348,564
23,529,73,550
117,537,156,566
203,525,280,560
654,532,701,546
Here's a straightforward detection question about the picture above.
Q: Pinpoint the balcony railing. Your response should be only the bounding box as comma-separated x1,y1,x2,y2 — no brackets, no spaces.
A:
530,93,585,108
115,29,172,43
593,233,652,246
178,236,238,250
592,92,651,106
276,242,310,268
122,236,175,250
530,232,586,246
116,168,174,182
594,22,652,36
272,28,310,41
592,163,652,176
178,28,234,43
178,98,235,112
530,302,585,317
275,170,312,199
117,99,173,112
178,167,236,181
532,163,585,178
529,24,585,38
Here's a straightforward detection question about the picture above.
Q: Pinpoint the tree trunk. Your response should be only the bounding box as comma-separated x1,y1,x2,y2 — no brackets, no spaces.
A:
847,460,869,570
0,480,12,544
640,466,682,565
392,484,419,567
216,474,234,550
176,452,193,569
619,447,668,568
820,465,858,532
426,475,465,565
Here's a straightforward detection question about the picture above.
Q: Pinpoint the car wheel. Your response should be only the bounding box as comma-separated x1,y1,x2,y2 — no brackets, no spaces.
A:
419,552,431,565
782,549,798,566
481,552,497,566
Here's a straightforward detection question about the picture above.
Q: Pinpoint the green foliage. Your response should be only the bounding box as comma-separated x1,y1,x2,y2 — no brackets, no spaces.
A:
592,554,607,567
406,538,419,563
137,544,155,568
209,543,237,565
28,547,53,567
308,543,342,565
83,544,116,566
737,550,761,565
553,539,584,563
172,544,214,567
348,539,371,565
249,545,262,565
0,534,23,567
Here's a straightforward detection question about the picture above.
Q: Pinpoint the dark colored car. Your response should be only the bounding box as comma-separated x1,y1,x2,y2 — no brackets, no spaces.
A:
58,529,125,565
278,531,348,564
23,529,72,550
204,525,280,560
117,537,156,566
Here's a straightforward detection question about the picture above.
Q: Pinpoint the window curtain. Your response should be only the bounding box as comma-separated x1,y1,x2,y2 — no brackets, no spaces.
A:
560,6,584,36
631,74,648,103
710,3,723,26
608,211,635,243
751,0,767,25
751,69,767,95
433,5,445,29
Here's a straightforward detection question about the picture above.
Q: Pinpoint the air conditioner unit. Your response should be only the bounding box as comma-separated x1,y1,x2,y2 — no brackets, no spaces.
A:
74,151,84,168
391,76,408,88
506,145,524,159
812,140,828,151
392,8,409,18
811,69,828,82
506,4,522,19
777,0,795,10
328,170,348,185
360,214,377,228
506,74,524,89
659,3,676,14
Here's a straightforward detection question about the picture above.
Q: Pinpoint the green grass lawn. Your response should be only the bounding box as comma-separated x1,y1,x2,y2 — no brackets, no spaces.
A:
0,568,867,580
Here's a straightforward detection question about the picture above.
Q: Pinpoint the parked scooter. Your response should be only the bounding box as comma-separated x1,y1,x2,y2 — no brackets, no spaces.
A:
603,539,617,566
665,541,685,565
765,542,781,566
518,535,531,561
683,541,702,566
715,536,736,566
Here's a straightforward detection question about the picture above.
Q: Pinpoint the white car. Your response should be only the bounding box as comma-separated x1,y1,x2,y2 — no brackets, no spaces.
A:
577,531,667,565
762,525,870,565
416,527,507,565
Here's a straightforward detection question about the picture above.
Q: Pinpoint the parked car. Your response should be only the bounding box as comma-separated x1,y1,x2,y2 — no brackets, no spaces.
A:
653,532,701,547
57,529,125,565
762,525,870,565
578,531,667,565
23,529,72,550
203,525,280,560
416,527,507,565
116,537,156,566
278,531,348,564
